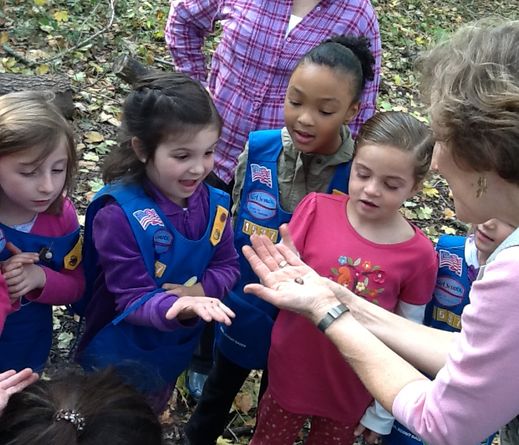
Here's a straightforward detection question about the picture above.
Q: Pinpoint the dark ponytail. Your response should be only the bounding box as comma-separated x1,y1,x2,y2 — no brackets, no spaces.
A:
298,35,376,101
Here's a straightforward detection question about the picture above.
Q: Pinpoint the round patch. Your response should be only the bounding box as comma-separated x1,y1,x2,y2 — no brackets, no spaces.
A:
153,229,173,254
433,276,465,307
246,190,277,220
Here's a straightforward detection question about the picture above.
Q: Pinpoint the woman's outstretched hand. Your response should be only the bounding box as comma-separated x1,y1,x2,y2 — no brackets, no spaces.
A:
242,225,338,324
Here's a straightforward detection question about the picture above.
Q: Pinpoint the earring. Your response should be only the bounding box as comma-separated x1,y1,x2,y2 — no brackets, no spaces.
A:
476,176,487,198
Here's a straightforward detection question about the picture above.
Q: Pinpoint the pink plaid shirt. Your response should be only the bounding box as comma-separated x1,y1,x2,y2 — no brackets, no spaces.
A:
166,0,381,184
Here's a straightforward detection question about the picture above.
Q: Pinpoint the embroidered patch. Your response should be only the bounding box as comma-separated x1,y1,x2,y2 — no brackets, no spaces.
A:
183,276,198,287
210,205,229,246
132,208,164,230
64,236,83,270
155,260,166,278
330,256,385,304
246,190,277,220
241,219,278,242
0,228,6,253
250,163,272,188
438,249,463,276
433,276,465,307
153,229,173,254
433,307,462,330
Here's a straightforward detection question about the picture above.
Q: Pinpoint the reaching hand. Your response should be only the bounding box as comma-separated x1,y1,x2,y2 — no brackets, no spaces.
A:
1,242,44,301
242,230,339,324
166,296,235,325
0,368,39,414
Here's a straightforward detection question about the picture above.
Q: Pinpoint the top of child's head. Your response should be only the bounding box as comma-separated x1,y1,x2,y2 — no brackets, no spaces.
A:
0,90,77,215
0,368,163,445
102,71,222,185
355,111,434,186
296,34,376,103
284,35,376,155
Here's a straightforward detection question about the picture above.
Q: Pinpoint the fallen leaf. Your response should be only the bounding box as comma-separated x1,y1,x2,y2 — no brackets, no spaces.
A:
234,392,253,414
35,64,49,75
443,208,456,219
441,225,457,235
53,10,69,22
84,131,105,143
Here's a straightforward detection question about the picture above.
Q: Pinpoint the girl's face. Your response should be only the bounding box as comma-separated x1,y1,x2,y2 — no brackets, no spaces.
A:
348,143,419,224
284,63,359,155
474,218,515,260
0,141,68,225
143,126,219,207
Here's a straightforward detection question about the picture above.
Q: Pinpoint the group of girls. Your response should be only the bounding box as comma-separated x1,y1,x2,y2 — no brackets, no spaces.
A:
0,31,505,445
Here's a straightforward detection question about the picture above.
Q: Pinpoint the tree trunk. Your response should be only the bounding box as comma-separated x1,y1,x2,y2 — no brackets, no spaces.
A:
0,73,74,118
112,54,153,85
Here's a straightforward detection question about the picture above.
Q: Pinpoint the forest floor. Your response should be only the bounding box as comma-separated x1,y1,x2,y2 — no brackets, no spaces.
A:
1,0,518,443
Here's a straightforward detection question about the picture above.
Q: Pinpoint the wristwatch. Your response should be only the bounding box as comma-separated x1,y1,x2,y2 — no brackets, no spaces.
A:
317,303,350,332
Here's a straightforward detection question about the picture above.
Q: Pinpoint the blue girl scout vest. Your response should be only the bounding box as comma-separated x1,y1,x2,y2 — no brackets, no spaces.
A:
384,235,494,445
216,128,351,370
77,182,229,392
0,221,81,372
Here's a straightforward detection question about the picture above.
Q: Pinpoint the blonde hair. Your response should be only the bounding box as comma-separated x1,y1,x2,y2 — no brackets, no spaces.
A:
0,91,77,214
418,19,519,184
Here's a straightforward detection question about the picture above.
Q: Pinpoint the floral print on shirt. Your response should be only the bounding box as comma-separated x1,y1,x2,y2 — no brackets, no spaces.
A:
330,256,385,304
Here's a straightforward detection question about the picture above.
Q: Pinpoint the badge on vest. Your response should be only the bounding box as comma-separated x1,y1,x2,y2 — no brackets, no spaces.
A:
241,219,278,242
438,249,463,276
246,190,277,220
250,163,272,188
210,206,228,246
132,208,165,230
155,260,166,278
64,236,83,270
153,229,173,254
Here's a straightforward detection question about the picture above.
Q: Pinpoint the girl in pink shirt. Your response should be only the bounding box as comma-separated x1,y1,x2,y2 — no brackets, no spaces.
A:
0,91,84,373
250,111,437,445
243,20,519,445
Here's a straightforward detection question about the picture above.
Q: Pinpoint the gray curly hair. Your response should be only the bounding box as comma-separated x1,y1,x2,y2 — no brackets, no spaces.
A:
418,19,519,184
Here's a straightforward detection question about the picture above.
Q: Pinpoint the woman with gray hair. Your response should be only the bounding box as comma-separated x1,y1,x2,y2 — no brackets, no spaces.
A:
242,19,519,445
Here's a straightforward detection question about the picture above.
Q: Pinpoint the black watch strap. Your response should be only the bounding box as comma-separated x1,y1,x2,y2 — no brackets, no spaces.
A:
317,303,350,332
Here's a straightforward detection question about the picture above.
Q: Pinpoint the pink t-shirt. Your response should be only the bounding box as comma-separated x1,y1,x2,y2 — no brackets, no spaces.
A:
268,193,437,424
393,245,519,445
24,198,85,305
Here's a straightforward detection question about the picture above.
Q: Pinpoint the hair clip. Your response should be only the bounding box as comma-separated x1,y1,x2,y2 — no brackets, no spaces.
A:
54,409,86,432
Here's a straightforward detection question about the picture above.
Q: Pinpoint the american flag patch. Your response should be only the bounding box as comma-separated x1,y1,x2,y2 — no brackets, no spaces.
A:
438,249,463,276
250,163,272,188
133,208,164,230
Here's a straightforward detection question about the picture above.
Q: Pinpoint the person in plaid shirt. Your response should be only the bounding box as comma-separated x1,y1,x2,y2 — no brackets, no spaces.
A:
165,0,381,188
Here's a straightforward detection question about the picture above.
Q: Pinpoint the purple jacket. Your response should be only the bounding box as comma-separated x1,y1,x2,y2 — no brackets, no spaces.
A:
79,181,239,350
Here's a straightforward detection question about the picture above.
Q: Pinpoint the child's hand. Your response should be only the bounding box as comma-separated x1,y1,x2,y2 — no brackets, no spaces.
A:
2,262,46,301
162,282,205,297
166,296,235,325
354,424,382,444
0,368,39,414
1,242,43,301
0,242,39,271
